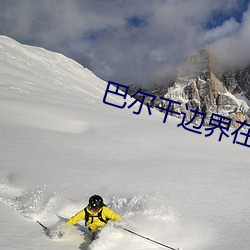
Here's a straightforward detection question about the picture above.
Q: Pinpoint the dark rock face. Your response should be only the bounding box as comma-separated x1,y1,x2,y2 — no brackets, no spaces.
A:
129,49,250,128
218,66,250,99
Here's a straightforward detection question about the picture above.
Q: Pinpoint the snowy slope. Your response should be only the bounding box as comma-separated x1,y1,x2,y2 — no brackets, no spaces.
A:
0,36,250,250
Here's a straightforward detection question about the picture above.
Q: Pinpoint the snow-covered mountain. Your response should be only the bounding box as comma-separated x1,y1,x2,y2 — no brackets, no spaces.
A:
0,36,250,250
130,49,250,129
164,49,250,127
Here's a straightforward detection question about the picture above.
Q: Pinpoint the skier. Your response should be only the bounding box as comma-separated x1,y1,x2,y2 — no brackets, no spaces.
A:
66,194,121,239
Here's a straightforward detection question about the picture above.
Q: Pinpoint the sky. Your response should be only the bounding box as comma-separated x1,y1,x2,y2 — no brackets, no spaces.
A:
0,0,249,87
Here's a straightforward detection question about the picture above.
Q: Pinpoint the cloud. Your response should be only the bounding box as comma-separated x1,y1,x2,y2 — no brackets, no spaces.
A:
200,18,240,45
0,0,249,87
209,4,250,69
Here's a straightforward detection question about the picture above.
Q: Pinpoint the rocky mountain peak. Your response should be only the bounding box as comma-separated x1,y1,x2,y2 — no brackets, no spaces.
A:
164,49,250,128
177,48,210,78
129,48,250,128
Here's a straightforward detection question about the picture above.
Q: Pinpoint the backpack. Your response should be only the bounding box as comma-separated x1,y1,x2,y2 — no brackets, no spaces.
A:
84,206,109,226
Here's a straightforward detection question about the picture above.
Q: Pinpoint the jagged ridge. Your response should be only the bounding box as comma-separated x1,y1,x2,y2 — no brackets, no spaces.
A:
130,49,250,128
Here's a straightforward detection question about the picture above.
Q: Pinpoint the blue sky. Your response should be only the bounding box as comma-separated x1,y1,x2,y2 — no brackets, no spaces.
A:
206,0,249,29
0,0,249,87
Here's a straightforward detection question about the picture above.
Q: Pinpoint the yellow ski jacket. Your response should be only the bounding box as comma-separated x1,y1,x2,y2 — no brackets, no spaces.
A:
67,206,121,233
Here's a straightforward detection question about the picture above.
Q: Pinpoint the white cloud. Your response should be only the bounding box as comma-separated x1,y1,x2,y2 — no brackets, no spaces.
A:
0,0,249,87
209,5,250,69
200,18,240,45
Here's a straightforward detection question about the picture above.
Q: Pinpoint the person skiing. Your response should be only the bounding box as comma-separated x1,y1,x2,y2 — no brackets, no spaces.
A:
66,194,121,239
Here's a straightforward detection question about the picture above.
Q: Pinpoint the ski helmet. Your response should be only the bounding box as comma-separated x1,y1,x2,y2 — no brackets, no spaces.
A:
89,195,104,210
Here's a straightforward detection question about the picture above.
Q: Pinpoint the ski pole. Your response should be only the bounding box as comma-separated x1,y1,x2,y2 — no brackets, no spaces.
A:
37,220,48,231
122,227,180,250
